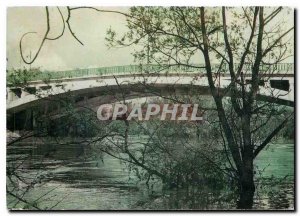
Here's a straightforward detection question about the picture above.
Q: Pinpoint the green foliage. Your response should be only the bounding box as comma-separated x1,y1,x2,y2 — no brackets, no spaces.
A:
7,68,41,87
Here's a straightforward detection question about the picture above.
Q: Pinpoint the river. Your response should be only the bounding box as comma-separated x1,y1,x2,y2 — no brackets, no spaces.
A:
7,137,294,210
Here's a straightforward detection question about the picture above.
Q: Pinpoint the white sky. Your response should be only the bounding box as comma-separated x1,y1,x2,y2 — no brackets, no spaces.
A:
7,7,294,71
7,7,135,71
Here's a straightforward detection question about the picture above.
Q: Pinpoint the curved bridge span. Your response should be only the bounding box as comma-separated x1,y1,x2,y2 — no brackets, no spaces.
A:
7,63,294,114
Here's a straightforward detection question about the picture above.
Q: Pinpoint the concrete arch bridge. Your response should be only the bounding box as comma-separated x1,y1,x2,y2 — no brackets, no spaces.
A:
6,63,294,130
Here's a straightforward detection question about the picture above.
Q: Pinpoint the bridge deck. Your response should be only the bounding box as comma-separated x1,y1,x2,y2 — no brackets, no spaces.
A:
7,63,294,83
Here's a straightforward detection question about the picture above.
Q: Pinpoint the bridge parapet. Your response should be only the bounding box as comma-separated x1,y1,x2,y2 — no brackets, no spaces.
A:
7,63,294,83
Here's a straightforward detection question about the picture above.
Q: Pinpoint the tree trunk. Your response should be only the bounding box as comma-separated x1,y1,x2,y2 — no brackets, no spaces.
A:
237,163,255,209
236,112,255,209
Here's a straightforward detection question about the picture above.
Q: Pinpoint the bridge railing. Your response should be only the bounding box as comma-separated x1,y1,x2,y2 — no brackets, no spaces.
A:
7,63,294,83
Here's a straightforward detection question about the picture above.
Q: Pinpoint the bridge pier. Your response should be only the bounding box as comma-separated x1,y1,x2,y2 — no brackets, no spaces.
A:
7,109,35,131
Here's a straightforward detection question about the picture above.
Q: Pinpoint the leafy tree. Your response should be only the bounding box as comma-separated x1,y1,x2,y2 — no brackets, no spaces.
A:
106,6,294,209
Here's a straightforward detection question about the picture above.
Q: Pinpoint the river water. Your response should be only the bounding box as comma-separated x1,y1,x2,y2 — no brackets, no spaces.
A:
7,138,294,210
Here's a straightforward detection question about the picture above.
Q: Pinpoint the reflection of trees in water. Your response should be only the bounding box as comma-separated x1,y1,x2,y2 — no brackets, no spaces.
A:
252,177,294,210
136,178,294,210
267,183,293,209
136,186,238,210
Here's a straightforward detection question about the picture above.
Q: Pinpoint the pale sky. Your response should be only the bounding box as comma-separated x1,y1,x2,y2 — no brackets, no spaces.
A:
7,7,135,71
7,7,294,71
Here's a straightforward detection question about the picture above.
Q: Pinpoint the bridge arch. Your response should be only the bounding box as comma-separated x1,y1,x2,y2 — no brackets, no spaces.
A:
7,73,294,114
